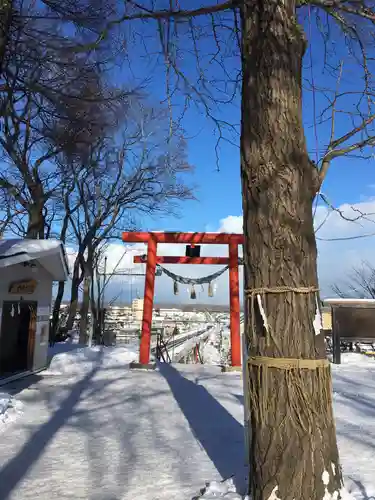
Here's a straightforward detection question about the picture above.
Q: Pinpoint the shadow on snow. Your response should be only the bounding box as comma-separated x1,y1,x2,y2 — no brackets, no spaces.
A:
158,362,247,494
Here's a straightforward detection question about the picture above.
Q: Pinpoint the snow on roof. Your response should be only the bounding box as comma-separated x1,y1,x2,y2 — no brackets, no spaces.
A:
324,298,375,308
0,239,69,281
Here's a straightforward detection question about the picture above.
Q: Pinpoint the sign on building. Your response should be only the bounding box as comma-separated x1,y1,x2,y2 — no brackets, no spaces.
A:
8,279,38,294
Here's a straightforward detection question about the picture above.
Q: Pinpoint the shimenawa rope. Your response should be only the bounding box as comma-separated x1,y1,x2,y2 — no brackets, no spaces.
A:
243,284,333,434
245,285,319,296
248,356,329,370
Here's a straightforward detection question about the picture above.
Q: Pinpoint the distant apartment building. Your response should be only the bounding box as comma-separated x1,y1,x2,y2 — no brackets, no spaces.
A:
132,298,144,323
158,308,182,317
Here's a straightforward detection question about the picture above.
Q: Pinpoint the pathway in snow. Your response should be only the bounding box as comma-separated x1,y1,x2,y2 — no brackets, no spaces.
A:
0,351,246,500
0,350,373,499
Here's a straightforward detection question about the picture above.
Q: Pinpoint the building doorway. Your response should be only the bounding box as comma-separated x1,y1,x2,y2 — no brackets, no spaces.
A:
0,301,37,376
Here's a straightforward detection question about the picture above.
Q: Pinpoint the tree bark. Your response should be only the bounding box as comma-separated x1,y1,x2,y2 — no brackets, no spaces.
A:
51,281,65,340
0,0,13,73
26,202,45,239
240,1,342,499
79,271,91,344
90,274,97,344
51,209,71,339
91,265,103,345
79,255,94,344
66,256,84,330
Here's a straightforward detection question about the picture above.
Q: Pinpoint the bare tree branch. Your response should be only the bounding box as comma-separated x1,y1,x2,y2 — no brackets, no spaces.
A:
332,261,375,299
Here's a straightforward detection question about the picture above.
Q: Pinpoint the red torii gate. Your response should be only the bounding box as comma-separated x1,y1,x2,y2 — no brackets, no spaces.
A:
122,232,244,367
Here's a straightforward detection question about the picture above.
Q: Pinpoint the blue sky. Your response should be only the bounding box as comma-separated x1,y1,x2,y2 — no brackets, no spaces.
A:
123,7,375,234
97,7,375,304
3,3,375,304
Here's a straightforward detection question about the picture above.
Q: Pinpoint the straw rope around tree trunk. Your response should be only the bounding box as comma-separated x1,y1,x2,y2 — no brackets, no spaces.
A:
243,286,335,450
248,356,329,370
246,356,333,435
245,286,319,296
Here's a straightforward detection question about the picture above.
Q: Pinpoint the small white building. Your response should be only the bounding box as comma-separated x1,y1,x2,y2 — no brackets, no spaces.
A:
0,239,69,382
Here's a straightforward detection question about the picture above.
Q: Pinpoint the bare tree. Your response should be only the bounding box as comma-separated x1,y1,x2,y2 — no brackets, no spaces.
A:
333,261,375,299
0,191,14,237
1,0,119,73
0,0,126,238
88,242,108,346
86,1,375,498
49,181,82,341
63,106,193,341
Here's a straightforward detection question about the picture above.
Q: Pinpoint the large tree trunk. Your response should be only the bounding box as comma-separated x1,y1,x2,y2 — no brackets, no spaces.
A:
79,272,91,344
50,209,71,338
90,268,103,345
240,1,342,499
51,281,65,341
26,202,45,239
0,0,13,73
66,256,84,330
79,255,94,344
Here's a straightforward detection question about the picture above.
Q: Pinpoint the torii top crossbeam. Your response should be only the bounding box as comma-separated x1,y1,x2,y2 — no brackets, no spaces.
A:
122,231,244,368
121,231,244,245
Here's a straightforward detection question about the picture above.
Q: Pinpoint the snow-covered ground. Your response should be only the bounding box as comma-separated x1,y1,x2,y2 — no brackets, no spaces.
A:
0,346,374,499
331,354,375,499
45,341,139,377
0,392,23,432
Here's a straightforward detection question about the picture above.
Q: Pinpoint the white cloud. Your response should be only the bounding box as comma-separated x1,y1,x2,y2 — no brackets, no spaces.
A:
218,215,243,233
66,198,375,305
